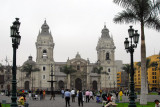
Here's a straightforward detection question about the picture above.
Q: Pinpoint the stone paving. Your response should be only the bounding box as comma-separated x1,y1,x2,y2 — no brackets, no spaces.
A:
0,94,160,107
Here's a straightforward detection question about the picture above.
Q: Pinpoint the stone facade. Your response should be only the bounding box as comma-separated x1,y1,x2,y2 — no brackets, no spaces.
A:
17,21,122,91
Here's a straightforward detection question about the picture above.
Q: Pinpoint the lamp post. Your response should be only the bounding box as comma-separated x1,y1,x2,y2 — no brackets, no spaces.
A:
10,18,21,107
47,64,56,98
109,82,111,91
124,26,139,107
113,81,116,91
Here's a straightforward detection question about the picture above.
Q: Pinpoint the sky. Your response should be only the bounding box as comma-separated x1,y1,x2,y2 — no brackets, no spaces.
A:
0,0,160,66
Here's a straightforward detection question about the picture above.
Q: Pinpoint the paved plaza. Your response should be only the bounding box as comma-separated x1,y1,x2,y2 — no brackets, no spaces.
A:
0,94,160,107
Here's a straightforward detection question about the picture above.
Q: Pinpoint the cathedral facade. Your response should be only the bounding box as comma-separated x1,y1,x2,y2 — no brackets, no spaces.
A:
17,21,122,91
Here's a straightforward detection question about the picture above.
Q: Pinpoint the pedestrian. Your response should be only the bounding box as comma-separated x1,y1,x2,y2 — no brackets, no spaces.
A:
78,90,83,107
64,89,71,107
28,90,31,100
119,90,123,101
116,91,119,100
43,90,46,100
40,90,43,100
89,90,94,100
8,90,10,97
50,90,55,100
71,88,75,102
61,88,65,98
155,99,160,107
85,90,90,103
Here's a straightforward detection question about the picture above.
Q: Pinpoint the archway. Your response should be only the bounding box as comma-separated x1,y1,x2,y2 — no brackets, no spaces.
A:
58,80,64,89
75,78,82,90
24,81,29,90
92,81,97,91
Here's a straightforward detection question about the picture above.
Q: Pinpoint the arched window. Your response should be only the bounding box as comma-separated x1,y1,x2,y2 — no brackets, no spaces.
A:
43,66,46,71
77,65,80,70
43,49,47,54
42,49,47,58
106,53,109,60
108,68,111,72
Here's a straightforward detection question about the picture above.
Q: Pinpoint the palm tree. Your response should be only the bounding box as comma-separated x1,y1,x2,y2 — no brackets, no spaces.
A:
122,64,131,90
0,63,4,72
122,64,131,74
22,63,40,77
60,65,77,89
113,0,160,104
22,63,40,91
92,66,109,89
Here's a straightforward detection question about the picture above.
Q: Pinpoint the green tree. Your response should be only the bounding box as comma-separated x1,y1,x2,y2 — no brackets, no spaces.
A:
0,63,4,72
60,65,77,89
92,66,108,89
122,64,131,74
113,0,160,104
22,63,40,77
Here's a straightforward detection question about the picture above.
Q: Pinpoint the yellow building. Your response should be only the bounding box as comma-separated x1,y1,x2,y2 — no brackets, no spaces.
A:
134,54,160,91
117,72,121,88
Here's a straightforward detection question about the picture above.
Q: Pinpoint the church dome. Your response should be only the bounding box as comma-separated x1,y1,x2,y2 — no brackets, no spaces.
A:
96,25,115,51
101,25,110,38
22,56,36,66
38,20,51,36
75,52,81,59
41,20,49,30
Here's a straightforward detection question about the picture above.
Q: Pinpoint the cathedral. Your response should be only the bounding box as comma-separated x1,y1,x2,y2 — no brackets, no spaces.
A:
17,20,122,91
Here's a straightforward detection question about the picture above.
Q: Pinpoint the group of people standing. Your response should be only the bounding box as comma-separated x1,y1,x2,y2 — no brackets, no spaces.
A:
61,88,95,107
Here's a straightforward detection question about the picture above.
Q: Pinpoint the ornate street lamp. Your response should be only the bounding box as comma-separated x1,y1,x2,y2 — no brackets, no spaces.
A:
124,26,139,107
10,18,21,107
47,64,56,99
109,82,111,91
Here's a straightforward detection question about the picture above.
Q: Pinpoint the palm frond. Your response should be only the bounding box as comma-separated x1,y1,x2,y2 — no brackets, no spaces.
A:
150,0,160,15
136,62,141,67
60,65,77,75
113,0,134,8
145,16,160,31
122,64,131,74
113,9,139,24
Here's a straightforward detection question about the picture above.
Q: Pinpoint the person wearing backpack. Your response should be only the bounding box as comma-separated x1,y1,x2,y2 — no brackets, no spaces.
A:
78,90,83,107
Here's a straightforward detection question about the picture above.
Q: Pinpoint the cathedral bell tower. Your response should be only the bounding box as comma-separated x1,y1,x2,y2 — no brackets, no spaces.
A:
96,25,116,89
35,20,55,89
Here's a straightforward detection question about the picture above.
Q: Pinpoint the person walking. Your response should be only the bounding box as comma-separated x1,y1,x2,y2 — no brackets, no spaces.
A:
50,90,55,100
28,90,32,100
119,90,123,101
85,90,90,103
64,89,71,107
89,90,94,100
40,90,43,100
61,88,65,98
71,88,75,102
43,90,46,100
78,90,83,107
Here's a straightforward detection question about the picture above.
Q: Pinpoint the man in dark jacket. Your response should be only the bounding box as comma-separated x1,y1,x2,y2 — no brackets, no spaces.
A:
78,90,83,107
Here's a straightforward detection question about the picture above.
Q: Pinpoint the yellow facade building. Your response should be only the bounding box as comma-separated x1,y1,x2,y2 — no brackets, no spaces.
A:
134,54,160,91
117,72,121,88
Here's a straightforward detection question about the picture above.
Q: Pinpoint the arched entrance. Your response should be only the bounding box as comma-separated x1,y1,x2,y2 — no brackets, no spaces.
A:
58,80,64,89
24,81,29,90
92,81,97,91
75,78,82,90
